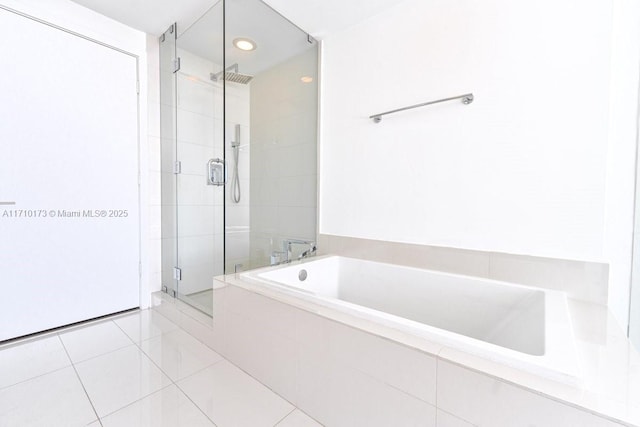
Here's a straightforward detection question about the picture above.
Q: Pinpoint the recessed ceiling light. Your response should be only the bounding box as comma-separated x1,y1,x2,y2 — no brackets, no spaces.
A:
300,76,313,83
233,38,256,51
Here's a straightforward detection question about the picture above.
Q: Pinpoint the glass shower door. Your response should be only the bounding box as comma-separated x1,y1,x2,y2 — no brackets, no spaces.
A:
174,3,225,315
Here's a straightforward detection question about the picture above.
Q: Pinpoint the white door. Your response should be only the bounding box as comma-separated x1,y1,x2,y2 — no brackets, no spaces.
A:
0,8,140,341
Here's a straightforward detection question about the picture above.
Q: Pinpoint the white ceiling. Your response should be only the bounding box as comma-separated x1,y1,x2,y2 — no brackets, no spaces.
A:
69,0,407,76
70,0,214,36
70,0,407,39
176,0,314,76
263,0,408,39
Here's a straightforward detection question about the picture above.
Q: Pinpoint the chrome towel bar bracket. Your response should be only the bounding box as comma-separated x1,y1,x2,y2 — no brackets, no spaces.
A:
370,93,474,123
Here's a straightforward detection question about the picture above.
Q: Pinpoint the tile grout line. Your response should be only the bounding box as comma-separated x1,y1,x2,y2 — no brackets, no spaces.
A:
77,316,179,423
155,304,310,426
0,363,71,392
0,315,142,393
58,323,137,365
98,319,178,422
112,314,220,426
151,304,319,426
438,407,480,427
272,407,297,426
151,301,316,424
171,355,228,427
96,384,175,420
173,379,220,427
57,334,104,427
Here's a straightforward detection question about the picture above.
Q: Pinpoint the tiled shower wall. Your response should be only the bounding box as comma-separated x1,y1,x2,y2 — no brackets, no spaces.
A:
249,49,318,268
225,82,252,273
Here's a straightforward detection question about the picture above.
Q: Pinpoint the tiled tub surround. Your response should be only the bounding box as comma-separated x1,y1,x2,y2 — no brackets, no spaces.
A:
242,256,579,385
317,234,609,306
162,256,640,427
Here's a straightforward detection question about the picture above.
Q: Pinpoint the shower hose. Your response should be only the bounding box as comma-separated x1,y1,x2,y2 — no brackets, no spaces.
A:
231,145,241,203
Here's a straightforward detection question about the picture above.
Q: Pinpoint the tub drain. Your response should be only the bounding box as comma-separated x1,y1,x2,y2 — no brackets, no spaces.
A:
298,269,308,281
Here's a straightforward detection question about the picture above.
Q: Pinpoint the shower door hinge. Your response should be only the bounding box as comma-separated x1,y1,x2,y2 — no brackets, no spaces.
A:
173,161,182,174
173,267,182,281
160,33,165,43
173,57,181,73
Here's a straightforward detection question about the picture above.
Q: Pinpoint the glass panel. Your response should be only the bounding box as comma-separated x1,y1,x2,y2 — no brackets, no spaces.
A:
159,24,178,297
224,0,319,273
159,0,319,316
175,3,224,315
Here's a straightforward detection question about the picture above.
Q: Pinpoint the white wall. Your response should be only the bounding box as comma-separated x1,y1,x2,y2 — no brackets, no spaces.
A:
319,0,640,329
0,0,153,307
605,0,640,339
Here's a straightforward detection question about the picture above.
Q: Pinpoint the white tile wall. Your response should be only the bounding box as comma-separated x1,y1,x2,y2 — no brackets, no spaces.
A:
176,109,217,147
208,284,439,426
319,234,609,305
437,360,623,427
182,280,629,427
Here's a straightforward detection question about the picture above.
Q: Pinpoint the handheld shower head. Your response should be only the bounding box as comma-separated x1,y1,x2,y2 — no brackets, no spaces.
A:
231,124,241,148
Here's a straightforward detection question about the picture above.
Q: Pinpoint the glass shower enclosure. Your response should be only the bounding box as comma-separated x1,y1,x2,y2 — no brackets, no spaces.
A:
160,0,318,316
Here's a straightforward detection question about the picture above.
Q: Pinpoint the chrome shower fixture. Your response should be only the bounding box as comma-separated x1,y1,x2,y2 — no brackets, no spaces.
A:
231,123,241,148
230,124,241,203
210,63,253,84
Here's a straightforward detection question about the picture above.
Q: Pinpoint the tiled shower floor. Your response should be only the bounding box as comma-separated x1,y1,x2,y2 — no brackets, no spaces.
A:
0,309,322,427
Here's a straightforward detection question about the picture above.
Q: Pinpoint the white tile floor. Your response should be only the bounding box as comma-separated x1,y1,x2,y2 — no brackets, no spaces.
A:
0,309,322,427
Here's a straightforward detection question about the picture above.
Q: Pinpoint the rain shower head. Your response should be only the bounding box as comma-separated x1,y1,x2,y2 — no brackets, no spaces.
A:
224,72,253,84
210,64,253,84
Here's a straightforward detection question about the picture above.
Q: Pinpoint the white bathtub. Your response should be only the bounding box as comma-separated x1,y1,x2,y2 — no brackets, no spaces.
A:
240,255,580,383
